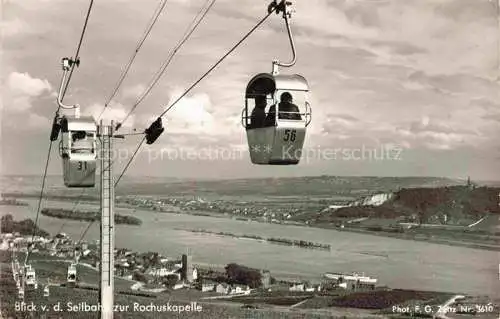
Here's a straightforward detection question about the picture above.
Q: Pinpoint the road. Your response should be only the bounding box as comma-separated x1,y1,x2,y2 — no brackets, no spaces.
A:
434,295,465,319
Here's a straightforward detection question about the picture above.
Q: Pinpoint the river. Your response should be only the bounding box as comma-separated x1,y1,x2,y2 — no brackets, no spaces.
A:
2,199,499,298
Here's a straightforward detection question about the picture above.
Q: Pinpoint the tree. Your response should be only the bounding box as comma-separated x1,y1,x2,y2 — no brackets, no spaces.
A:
1,214,14,233
163,274,178,288
1,214,48,237
225,263,262,288
153,252,160,264
132,271,147,283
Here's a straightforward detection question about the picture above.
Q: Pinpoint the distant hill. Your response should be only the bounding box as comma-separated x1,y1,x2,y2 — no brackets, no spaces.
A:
0,175,471,198
114,176,463,197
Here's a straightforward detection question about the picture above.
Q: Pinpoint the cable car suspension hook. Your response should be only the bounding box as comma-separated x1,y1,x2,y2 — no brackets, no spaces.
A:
57,57,81,116
269,1,296,75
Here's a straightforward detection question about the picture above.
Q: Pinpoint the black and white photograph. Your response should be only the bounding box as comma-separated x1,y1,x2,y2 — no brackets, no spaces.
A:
1,0,499,318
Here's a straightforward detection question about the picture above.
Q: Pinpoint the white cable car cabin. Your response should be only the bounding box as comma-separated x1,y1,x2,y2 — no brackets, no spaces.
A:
243,73,311,165
67,263,77,284
25,266,36,286
59,116,97,187
43,285,50,297
12,263,18,279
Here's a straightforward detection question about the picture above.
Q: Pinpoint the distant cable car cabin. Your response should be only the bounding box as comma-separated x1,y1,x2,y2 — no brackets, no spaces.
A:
25,265,36,287
242,73,311,164
67,263,77,285
59,116,97,187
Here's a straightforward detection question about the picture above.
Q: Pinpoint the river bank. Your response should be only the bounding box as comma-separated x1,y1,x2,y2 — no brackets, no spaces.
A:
311,224,500,252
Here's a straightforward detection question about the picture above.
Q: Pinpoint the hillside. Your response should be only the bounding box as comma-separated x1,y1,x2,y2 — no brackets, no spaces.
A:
313,185,500,225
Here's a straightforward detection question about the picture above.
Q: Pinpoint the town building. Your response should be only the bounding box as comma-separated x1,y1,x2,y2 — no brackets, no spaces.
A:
232,284,250,294
200,280,217,292
324,272,377,290
260,270,271,288
215,283,230,294
289,283,305,292
146,265,181,279
181,253,194,282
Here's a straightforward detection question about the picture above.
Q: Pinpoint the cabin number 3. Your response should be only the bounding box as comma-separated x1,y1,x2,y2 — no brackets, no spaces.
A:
77,161,88,170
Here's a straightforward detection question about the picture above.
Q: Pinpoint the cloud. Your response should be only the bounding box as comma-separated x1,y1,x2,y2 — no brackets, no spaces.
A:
1,18,27,37
395,116,484,151
164,88,216,135
2,72,53,114
483,113,500,123
293,0,381,39
2,112,49,131
472,97,500,111
320,113,360,136
121,84,147,100
310,0,497,76
407,71,499,97
367,40,427,56
86,102,136,129
7,72,52,97
26,113,48,129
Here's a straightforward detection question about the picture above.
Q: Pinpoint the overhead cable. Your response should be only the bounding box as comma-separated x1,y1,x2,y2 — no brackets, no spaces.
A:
115,0,217,131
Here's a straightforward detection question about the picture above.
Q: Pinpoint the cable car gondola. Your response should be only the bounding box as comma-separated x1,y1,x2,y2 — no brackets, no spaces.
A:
43,285,50,297
242,0,311,165
59,116,97,187
243,73,310,164
52,57,98,188
25,265,36,287
67,263,77,286
67,247,80,286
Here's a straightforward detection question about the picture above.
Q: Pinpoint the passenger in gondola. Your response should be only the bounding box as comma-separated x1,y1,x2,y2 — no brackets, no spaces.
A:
250,95,267,128
72,131,86,141
71,131,93,153
265,91,301,126
278,92,301,120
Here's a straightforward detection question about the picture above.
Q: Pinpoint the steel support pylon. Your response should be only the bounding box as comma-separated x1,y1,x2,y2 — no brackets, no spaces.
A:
99,121,114,319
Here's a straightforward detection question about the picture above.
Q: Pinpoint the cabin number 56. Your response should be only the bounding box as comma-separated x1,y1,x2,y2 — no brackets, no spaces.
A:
283,129,296,142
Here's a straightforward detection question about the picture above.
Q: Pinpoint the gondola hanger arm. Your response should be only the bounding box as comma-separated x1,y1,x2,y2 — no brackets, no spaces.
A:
57,57,81,116
270,1,296,75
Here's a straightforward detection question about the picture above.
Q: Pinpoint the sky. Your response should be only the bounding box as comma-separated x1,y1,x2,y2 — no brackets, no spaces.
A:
1,0,499,181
